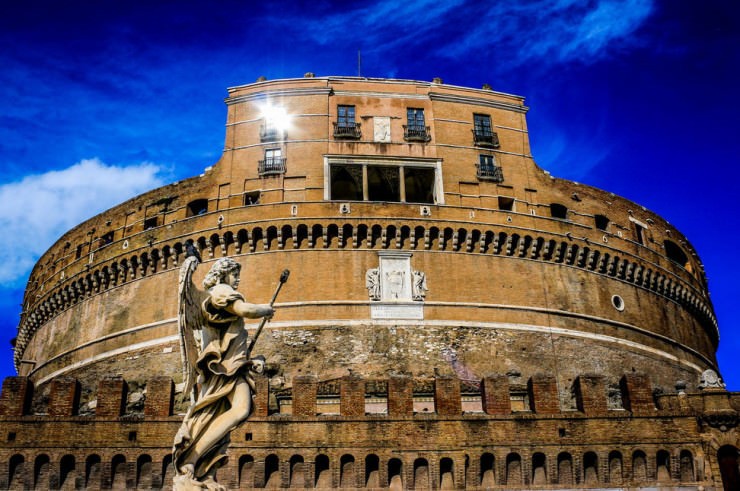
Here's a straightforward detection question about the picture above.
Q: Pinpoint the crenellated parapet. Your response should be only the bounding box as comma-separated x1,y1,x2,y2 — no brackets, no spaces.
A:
1,373,739,489
3,371,740,420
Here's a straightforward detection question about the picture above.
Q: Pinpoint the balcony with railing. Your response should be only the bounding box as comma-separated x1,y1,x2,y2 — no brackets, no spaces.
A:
260,124,285,142
476,162,504,182
403,125,431,142
472,129,500,148
258,157,287,176
333,122,362,140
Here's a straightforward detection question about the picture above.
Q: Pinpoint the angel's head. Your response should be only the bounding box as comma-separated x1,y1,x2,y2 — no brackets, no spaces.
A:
203,258,241,290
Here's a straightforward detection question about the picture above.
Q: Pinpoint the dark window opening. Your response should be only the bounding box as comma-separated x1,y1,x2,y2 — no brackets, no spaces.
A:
128,431,137,441
404,108,430,141
7,432,16,441
245,432,253,441
186,199,209,217
143,217,158,230
595,214,610,231
477,154,503,182
100,231,114,246
473,113,499,147
244,191,261,206
75,244,84,259
404,167,435,203
719,446,740,491
634,223,645,244
367,166,400,202
498,196,514,211
334,105,361,139
550,203,568,219
330,165,364,201
665,240,689,268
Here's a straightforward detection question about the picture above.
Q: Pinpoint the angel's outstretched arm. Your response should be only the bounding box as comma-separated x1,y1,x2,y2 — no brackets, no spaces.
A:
227,300,273,319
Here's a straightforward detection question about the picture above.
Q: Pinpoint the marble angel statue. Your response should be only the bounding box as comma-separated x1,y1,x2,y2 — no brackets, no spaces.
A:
173,247,287,490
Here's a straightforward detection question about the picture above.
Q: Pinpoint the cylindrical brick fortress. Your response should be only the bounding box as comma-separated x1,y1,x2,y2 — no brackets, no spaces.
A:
14,76,718,405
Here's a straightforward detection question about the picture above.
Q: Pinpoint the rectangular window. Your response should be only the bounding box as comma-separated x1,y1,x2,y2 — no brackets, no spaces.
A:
367,166,400,202
337,105,355,127
334,105,361,139
259,148,285,175
407,108,425,129
404,108,430,141
143,217,158,230
477,155,503,182
328,161,438,204
474,114,492,137
473,113,499,147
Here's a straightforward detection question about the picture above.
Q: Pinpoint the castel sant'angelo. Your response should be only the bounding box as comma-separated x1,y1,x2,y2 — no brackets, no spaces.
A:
1,75,739,490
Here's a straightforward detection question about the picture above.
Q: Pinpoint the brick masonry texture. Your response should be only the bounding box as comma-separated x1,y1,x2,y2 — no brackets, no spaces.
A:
5,77,738,489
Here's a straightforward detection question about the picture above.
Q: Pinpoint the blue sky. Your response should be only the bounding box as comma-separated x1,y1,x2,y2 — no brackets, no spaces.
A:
1,0,739,389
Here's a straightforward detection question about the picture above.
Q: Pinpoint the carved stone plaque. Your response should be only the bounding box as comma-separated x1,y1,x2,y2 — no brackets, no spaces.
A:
371,303,423,320
373,117,391,143
368,251,426,319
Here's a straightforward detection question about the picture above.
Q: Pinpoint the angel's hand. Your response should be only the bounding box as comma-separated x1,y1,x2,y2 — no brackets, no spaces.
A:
259,304,275,320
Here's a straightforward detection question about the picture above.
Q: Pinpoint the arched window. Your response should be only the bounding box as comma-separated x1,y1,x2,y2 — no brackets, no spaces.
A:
414,458,430,489
339,454,355,488
632,450,647,481
439,457,454,489
557,452,573,485
388,458,403,490
34,454,51,489
264,454,280,489
315,454,331,488
656,450,671,481
59,454,75,489
85,454,102,488
365,454,380,488
289,455,304,488
679,450,695,482
238,455,254,488
583,452,598,484
8,454,24,488
608,451,623,484
137,454,153,489
111,454,127,490
532,452,547,485
480,453,495,488
506,453,522,485
161,454,173,488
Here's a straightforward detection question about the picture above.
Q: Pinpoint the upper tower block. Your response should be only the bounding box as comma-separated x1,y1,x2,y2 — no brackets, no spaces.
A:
217,76,530,205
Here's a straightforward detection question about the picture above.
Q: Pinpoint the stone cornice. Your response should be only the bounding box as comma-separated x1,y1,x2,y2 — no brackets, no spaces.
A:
429,92,529,114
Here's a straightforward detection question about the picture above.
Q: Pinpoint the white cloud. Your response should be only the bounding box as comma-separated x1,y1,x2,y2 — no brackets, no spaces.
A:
296,0,654,69
0,158,165,284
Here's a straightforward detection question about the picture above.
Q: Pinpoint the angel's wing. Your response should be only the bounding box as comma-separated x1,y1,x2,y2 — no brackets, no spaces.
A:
178,255,206,403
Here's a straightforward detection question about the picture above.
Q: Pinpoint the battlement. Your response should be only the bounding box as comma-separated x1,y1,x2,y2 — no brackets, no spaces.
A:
2,372,738,420
1,373,738,490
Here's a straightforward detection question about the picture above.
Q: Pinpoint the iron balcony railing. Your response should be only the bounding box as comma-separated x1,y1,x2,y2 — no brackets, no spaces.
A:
403,125,431,142
476,163,504,182
258,157,286,176
472,129,500,148
260,125,285,142
333,122,362,139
